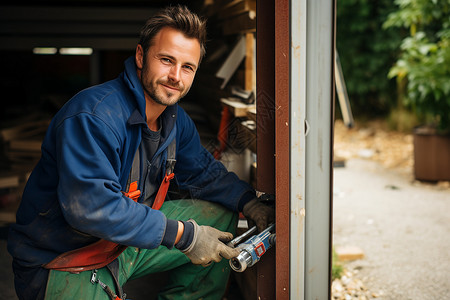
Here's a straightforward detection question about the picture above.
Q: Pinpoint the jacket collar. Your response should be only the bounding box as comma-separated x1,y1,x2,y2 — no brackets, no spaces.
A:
122,56,146,117
122,56,178,144
127,105,178,145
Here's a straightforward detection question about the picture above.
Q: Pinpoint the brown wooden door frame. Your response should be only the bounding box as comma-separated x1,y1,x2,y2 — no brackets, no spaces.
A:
256,0,335,299
256,0,290,299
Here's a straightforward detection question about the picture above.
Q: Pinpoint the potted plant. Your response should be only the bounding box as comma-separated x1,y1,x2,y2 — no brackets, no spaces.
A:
384,0,450,181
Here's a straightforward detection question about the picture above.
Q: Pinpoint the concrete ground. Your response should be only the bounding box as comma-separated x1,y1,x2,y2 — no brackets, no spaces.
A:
333,158,450,299
1,156,448,299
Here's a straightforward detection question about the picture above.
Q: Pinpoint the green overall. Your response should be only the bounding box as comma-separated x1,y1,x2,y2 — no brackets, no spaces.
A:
45,199,238,300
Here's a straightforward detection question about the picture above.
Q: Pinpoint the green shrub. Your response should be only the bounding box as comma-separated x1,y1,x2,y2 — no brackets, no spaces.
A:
336,0,405,117
384,0,450,133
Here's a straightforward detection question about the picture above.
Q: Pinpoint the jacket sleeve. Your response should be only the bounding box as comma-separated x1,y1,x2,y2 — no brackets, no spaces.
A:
55,113,168,249
174,107,255,212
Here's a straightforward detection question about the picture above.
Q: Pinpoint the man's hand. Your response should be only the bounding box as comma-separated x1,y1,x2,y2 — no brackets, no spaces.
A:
242,198,275,232
182,219,240,266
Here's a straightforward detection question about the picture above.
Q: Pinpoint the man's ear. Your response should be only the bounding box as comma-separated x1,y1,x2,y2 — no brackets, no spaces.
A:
135,44,144,69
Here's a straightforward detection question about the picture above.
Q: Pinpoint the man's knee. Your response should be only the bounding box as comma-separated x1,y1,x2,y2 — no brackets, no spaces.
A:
161,199,238,233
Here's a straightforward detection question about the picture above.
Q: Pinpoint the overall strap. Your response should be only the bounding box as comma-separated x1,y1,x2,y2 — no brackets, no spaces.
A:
165,137,177,175
151,138,176,210
123,148,141,202
43,140,176,273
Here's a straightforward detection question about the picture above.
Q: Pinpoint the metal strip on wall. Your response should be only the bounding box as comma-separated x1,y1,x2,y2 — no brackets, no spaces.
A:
290,0,308,298
290,0,335,299
304,1,335,299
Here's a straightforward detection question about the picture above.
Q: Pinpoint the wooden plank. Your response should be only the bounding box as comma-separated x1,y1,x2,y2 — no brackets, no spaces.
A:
0,175,19,189
246,107,256,122
6,150,42,160
0,211,16,223
218,0,256,20
220,98,255,117
9,140,42,152
0,120,50,142
245,32,256,91
335,246,365,261
222,11,256,36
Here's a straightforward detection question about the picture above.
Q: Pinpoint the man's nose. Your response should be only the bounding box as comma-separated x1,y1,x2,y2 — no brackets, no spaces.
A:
168,65,181,82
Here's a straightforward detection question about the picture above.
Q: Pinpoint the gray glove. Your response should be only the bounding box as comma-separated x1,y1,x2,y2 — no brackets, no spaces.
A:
242,198,275,232
182,219,240,266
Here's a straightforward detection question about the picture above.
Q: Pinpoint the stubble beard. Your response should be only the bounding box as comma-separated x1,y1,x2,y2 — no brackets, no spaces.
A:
141,64,189,107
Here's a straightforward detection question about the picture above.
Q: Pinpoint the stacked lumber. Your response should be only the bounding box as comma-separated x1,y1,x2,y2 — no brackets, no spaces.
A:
1,119,50,169
0,119,49,212
183,0,256,140
0,172,21,212
214,0,256,36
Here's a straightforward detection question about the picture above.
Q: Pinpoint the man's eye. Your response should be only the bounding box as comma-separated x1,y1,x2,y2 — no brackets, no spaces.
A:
161,58,172,64
183,65,194,72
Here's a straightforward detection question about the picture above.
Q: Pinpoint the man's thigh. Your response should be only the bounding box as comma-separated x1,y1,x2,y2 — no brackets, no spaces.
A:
123,199,238,281
45,200,237,298
160,199,237,229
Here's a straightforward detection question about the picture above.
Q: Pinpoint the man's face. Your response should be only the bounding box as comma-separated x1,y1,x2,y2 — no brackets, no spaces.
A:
136,27,201,107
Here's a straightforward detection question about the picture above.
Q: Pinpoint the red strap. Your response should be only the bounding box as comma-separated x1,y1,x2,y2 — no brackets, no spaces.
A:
122,181,140,202
213,106,230,159
43,240,127,273
151,173,175,210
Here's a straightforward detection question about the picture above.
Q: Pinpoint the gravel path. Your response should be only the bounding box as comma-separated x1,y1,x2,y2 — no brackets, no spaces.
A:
333,158,450,300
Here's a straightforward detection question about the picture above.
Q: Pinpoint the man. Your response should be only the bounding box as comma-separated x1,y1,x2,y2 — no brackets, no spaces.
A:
8,5,274,300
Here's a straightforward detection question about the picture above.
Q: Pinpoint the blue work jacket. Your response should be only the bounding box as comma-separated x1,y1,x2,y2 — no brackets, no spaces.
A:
8,57,255,268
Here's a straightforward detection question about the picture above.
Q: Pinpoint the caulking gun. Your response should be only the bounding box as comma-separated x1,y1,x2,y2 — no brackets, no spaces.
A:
228,223,276,272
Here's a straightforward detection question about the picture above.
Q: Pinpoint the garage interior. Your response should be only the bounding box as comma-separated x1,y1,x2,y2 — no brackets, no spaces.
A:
0,1,268,299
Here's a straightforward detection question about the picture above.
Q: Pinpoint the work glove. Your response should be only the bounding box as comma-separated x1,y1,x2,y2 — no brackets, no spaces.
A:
242,198,275,232
182,219,240,266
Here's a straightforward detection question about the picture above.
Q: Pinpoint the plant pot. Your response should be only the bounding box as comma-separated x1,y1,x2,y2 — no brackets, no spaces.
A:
413,127,450,181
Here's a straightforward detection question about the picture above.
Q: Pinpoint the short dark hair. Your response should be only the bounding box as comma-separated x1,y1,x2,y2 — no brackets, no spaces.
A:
139,5,207,64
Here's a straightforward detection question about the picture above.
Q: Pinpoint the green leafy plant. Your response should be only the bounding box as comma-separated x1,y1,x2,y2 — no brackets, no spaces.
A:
384,0,450,133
